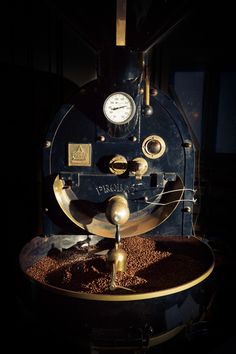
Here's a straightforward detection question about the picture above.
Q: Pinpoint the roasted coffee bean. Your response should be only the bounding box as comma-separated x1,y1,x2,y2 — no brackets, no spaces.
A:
26,236,211,294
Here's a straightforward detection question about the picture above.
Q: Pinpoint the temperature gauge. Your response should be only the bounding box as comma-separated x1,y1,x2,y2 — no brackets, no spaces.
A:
103,92,136,125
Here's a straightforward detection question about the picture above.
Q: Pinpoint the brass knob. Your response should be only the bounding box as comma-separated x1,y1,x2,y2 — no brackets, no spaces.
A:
109,155,128,175
146,140,161,154
130,157,148,180
106,195,130,225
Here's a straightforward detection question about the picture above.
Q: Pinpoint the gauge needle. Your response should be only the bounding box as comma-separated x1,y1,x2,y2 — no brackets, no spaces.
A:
112,105,126,110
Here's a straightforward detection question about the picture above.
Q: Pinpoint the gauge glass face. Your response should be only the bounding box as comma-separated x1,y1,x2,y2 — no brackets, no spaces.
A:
103,92,136,125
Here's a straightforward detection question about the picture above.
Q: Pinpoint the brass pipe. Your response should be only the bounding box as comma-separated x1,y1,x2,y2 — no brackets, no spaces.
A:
116,0,127,46
145,65,150,106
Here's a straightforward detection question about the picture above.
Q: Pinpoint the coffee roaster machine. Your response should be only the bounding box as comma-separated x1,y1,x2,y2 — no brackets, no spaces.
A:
20,2,215,352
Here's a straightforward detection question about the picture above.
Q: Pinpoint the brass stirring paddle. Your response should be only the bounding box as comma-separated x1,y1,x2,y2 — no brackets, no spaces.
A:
105,195,134,292
108,225,135,292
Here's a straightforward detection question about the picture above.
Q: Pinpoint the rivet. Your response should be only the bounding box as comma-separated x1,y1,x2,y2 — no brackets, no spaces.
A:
183,207,191,213
143,105,153,116
150,88,158,96
183,141,192,148
130,136,137,142
44,140,51,148
97,135,105,142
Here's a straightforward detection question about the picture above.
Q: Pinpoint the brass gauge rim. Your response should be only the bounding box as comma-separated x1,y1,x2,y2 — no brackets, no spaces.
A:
109,155,128,175
142,135,166,159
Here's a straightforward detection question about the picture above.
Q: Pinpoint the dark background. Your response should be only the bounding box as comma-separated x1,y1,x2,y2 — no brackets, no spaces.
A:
5,0,236,352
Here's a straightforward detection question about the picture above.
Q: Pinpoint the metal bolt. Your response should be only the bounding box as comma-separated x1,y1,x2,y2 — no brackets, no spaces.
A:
143,105,153,116
183,141,192,148
183,207,191,213
130,136,137,142
150,88,158,96
97,135,105,142
44,140,51,148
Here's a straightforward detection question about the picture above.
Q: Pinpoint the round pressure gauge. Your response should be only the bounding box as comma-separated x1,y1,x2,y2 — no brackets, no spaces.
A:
103,92,136,125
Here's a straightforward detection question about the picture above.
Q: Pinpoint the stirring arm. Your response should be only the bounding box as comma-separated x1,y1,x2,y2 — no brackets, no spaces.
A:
115,224,121,244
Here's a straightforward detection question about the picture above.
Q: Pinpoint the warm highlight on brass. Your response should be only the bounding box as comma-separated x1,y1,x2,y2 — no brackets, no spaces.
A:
108,243,127,272
109,155,128,175
106,195,130,225
116,0,127,45
130,157,148,179
68,143,91,166
142,135,166,159
145,65,150,106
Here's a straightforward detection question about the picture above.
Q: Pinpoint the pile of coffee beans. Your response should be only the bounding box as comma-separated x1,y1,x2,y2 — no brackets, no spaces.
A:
26,236,212,294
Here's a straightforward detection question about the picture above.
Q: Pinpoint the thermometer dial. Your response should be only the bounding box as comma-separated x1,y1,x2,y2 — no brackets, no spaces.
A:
103,92,136,125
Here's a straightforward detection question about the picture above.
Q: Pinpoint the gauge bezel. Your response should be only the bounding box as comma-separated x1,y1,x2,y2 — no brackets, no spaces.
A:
103,91,136,125
142,135,166,159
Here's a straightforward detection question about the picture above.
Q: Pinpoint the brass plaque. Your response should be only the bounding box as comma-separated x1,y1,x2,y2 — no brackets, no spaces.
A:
68,144,91,166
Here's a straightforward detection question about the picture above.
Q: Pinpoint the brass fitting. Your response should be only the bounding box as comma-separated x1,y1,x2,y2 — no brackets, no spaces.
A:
106,195,130,225
130,157,148,180
142,135,166,159
108,243,127,272
109,155,128,175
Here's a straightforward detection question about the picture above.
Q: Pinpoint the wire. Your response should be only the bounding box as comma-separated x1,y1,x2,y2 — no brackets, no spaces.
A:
147,187,196,201
145,198,197,206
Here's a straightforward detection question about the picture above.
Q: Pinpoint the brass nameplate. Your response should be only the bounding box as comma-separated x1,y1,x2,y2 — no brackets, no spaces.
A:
68,144,91,166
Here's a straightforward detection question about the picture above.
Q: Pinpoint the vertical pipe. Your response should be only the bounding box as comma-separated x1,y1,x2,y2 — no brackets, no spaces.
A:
145,64,150,106
116,0,127,46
